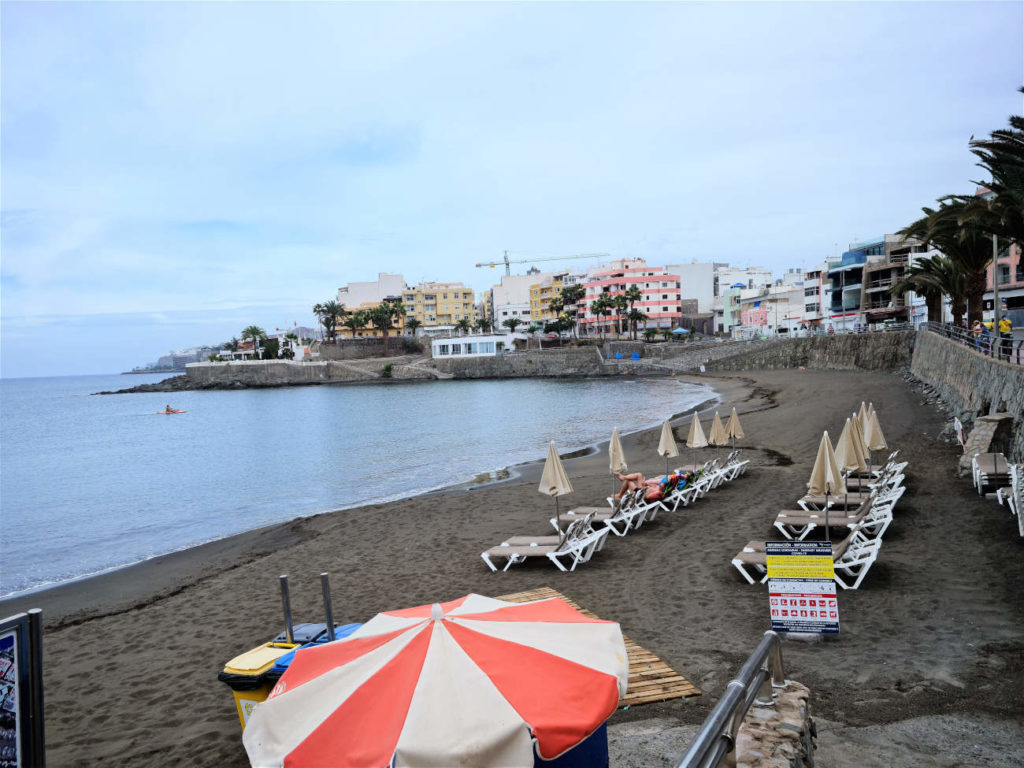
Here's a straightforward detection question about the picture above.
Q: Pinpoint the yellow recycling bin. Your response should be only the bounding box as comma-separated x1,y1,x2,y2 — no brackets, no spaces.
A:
218,642,295,730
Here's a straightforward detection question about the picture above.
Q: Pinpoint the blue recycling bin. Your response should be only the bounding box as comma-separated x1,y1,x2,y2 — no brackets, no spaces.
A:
615,353,622,360
535,722,609,768
266,623,363,683
631,352,640,360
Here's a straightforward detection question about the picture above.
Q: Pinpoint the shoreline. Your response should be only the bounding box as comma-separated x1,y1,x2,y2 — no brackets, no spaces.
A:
1,373,747,625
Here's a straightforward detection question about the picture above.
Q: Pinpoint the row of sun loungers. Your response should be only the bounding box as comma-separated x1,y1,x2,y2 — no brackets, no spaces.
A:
481,451,750,572
732,451,906,590
975,454,1024,537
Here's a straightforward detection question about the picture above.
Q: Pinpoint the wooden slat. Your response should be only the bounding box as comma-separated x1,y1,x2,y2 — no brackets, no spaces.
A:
496,586,701,707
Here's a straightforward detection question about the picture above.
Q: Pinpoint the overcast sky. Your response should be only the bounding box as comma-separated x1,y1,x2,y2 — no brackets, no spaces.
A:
2,1,1021,377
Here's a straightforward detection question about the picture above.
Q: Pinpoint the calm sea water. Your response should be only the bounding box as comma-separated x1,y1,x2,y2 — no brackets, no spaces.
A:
0,374,714,596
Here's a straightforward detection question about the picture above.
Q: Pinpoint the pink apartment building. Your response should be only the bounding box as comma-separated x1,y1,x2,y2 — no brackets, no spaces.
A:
578,259,682,335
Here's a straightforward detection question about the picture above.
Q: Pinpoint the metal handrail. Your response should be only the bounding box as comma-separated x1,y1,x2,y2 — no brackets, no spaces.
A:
922,321,1022,366
676,631,787,768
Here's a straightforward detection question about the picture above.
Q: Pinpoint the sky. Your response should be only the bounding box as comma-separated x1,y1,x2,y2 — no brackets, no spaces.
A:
2,1,1021,377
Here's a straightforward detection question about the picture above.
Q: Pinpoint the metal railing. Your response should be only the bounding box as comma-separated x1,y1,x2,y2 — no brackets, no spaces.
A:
922,321,1023,366
676,631,787,768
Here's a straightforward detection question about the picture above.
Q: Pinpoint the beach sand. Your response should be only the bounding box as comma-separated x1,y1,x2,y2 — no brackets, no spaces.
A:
4,369,1023,767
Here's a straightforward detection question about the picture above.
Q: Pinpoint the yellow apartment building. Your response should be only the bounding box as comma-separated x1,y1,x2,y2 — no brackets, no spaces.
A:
402,282,478,328
529,274,566,322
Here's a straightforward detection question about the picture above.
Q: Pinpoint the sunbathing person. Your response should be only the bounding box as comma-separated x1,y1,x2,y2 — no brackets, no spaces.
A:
614,471,691,501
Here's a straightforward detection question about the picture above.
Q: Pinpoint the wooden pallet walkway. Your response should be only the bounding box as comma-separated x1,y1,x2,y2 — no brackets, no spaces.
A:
496,586,701,707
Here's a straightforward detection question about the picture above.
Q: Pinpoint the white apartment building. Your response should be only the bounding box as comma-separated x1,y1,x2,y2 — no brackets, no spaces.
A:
715,265,773,294
665,260,716,313
337,273,405,308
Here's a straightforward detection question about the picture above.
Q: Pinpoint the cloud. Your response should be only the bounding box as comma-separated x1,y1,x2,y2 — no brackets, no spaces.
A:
1,0,1021,376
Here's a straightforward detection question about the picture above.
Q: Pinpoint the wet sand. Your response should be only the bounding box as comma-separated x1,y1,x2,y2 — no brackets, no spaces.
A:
4,369,1022,767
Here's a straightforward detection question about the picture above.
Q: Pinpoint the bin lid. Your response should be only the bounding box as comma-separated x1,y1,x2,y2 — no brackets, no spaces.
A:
223,642,295,676
272,622,328,645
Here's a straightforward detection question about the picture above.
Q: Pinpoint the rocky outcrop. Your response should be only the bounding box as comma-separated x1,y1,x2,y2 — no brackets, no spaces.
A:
736,682,815,768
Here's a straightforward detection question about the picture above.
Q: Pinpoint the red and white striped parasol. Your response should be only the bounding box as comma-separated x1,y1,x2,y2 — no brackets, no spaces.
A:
243,593,629,767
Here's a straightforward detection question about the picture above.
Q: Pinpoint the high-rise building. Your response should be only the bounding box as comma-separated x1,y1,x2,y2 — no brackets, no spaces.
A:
402,282,478,329
578,259,682,335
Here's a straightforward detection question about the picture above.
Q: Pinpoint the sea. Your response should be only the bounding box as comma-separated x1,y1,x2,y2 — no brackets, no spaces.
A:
0,373,715,597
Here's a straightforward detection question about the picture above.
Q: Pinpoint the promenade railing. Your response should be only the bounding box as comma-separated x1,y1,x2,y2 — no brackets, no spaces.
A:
921,321,1022,366
676,631,788,768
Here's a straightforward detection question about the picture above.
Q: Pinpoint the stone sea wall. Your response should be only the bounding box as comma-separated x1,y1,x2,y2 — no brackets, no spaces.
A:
185,358,434,387
909,331,1024,461
431,347,613,378
705,331,916,372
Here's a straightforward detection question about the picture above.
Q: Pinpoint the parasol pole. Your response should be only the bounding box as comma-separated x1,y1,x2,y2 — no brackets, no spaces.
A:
824,490,830,542
556,495,563,546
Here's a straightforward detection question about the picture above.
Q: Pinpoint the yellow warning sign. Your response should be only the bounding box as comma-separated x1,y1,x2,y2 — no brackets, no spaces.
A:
766,555,835,579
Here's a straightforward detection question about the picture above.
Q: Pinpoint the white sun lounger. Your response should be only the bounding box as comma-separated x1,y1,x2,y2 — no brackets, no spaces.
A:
481,515,608,572
731,526,882,589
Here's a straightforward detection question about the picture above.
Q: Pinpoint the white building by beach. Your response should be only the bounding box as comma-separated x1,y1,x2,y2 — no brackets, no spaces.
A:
665,260,715,313
431,333,528,358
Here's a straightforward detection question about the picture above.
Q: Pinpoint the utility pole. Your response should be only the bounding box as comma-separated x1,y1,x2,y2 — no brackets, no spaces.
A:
992,233,1001,359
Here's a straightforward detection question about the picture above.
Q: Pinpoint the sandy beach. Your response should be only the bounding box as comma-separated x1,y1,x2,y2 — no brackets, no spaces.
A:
4,368,1023,767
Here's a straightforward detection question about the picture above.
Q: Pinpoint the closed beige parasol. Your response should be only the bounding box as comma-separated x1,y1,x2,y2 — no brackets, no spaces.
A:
540,441,574,542
808,431,846,540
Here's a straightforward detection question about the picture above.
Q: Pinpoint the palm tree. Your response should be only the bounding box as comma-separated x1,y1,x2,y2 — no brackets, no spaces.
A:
559,284,586,338
954,88,1024,248
899,200,993,324
502,317,523,333
891,255,964,324
342,312,365,338
627,308,648,340
405,317,422,337
313,300,344,342
643,328,658,342
527,323,539,335
612,293,629,337
590,294,612,340
623,285,643,339
475,317,493,334
455,317,472,335
241,325,267,357
367,301,406,355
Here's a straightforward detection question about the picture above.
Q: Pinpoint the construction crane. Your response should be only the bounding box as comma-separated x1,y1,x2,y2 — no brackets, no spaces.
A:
475,251,610,276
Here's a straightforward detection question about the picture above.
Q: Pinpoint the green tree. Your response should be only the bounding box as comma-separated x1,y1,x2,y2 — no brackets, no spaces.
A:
261,338,280,360
313,300,344,342
527,323,539,335
341,311,365,337
643,328,658,342
623,285,643,338
502,317,523,333
241,325,267,357
891,255,964,324
475,317,493,333
612,293,629,337
405,317,422,336
559,284,586,338
660,328,673,341
627,308,648,340
899,200,994,324
455,317,472,335
367,301,406,355
589,294,613,339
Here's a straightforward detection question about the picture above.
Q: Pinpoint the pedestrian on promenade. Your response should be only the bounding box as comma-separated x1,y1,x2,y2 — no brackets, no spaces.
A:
972,320,983,349
998,317,1013,361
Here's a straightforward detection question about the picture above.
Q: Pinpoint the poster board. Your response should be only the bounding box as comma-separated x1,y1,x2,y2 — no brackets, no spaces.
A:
766,541,839,635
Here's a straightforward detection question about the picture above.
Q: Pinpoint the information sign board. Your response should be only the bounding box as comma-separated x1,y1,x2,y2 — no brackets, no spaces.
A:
0,630,21,767
766,541,839,635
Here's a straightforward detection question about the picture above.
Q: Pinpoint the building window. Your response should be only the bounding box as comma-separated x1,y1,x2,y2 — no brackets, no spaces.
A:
998,265,1011,285
438,344,450,355
805,303,819,313
451,344,462,354
805,287,818,296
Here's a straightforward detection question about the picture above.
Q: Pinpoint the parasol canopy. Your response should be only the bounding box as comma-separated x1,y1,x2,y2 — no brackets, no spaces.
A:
657,420,679,459
725,407,744,448
708,412,729,447
609,428,628,475
686,413,708,449
864,409,888,452
539,441,574,498
242,594,629,766
807,431,846,497
834,418,868,474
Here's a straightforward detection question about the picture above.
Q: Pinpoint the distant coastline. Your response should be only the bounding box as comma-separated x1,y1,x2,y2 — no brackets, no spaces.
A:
121,368,185,375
